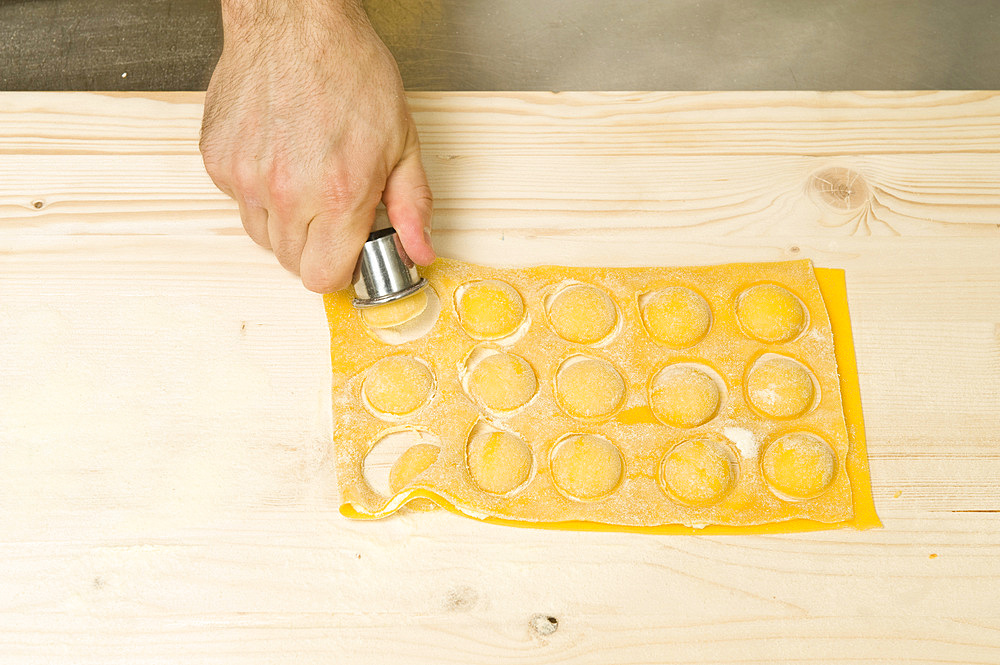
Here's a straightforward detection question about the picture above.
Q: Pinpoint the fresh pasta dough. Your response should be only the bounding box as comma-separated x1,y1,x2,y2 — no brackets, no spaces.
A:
325,259,879,532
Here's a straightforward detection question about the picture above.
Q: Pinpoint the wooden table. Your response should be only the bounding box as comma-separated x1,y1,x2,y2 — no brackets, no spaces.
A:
1,91,998,663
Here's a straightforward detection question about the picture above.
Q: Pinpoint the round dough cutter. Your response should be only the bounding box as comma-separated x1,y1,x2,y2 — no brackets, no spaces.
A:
351,228,429,308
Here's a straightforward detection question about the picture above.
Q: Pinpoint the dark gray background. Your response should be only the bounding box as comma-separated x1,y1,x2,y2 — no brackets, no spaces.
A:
1,0,998,91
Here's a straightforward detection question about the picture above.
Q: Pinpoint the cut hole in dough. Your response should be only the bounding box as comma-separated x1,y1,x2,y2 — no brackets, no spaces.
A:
641,286,712,348
746,355,817,419
364,287,442,345
362,355,434,417
362,429,441,508
467,429,534,495
456,280,525,339
736,284,807,343
466,351,537,413
360,289,428,328
549,433,623,501
547,283,618,344
554,355,625,419
660,438,736,506
761,433,836,500
649,364,723,428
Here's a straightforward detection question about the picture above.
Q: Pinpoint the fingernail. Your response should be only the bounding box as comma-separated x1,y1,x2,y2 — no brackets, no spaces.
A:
424,227,435,254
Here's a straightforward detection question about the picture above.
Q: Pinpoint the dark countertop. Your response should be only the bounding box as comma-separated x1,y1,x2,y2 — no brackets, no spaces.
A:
3,0,998,91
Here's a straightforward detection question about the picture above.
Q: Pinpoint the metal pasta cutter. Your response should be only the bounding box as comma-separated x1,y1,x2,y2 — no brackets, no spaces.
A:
351,228,428,308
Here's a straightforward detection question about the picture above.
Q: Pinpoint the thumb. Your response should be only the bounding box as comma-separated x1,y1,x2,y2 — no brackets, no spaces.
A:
383,124,435,266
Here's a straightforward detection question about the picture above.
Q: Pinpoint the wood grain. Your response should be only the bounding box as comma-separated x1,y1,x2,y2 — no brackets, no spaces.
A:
1,92,999,664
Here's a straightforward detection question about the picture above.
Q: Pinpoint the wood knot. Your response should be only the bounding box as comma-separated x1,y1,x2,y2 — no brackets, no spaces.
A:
529,614,559,636
31,200,45,210
443,585,478,612
808,167,870,212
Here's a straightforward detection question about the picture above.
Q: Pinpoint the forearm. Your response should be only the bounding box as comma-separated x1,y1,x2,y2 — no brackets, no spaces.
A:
216,0,380,75
219,0,366,34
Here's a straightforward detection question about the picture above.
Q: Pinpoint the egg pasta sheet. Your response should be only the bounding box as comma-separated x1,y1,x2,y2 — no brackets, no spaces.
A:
323,259,879,533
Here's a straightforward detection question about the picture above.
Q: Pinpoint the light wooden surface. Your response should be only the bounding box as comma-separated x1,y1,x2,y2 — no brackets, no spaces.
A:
1,91,999,664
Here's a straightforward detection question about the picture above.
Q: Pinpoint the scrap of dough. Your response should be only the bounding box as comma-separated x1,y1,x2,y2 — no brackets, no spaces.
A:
649,365,721,428
363,355,433,416
555,357,625,418
467,431,533,494
761,433,836,499
660,438,735,506
360,290,429,328
457,280,525,338
736,284,806,343
550,434,623,501
548,284,617,344
746,356,815,418
642,287,712,348
389,443,440,511
468,352,537,412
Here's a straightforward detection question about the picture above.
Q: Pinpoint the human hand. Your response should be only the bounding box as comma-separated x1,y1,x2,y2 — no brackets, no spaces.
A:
200,0,435,293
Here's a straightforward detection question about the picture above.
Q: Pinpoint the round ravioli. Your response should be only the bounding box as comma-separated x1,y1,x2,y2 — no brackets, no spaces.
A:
363,355,434,416
660,438,735,506
456,280,525,339
649,365,722,428
746,356,816,418
641,287,712,348
467,431,533,495
736,284,806,343
360,290,429,328
550,434,623,501
555,357,625,418
467,352,537,412
761,433,836,499
388,443,440,511
548,284,617,344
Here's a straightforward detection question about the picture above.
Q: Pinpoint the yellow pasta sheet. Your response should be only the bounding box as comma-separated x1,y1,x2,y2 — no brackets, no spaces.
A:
323,259,879,533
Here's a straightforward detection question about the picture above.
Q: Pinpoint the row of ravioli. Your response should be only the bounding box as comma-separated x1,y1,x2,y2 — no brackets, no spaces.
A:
360,278,811,349
374,426,838,510
361,350,820,428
